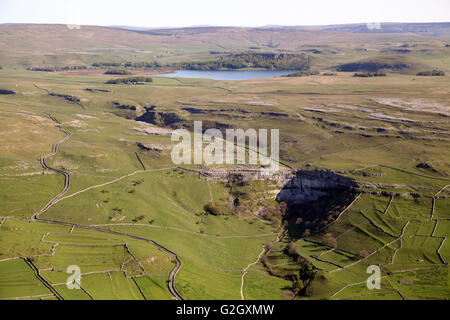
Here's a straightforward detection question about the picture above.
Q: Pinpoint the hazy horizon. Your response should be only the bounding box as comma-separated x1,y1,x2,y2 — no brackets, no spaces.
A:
0,0,449,28
2,21,450,29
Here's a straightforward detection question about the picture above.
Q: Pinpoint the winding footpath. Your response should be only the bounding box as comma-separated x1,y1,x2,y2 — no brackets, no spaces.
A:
240,228,285,300
240,246,266,300
29,114,184,300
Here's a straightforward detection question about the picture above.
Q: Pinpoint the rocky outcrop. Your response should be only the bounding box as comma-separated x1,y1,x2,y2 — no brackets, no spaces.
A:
48,92,80,103
199,168,291,182
276,170,358,204
136,142,163,152
189,168,357,205
0,89,15,95
136,107,234,133
182,107,208,114
113,101,136,111
260,112,289,118
136,108,184,127
85,88,111,93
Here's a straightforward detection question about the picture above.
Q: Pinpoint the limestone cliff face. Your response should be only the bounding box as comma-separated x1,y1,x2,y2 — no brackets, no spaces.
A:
195,167,357,205
136,109,184,127
276,170,357,204
196,167,293,184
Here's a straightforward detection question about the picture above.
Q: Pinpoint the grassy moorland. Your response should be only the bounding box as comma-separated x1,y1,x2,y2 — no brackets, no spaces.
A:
0,23,449,300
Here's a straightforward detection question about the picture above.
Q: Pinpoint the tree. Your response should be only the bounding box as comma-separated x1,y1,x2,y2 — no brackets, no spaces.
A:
287,242,298,256
296,260,316,296
293,275,304,295
359,250,369,258
298,263,315,282
416,69,445,76
324,233,337,248
104,68,133,75
278,201,288,215
204,203,221,216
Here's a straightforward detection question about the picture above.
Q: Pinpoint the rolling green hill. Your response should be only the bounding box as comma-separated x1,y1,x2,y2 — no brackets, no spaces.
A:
1,23,449,72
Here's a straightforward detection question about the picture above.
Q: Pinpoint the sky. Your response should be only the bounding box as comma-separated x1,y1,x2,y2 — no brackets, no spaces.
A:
0,0,449,28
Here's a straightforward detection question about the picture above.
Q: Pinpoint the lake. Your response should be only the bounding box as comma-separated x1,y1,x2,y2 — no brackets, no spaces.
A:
154,70,299,81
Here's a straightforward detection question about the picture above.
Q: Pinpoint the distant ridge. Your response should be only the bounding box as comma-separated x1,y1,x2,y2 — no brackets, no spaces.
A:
111,22,450,37
0,22,448,67
2,22,448,37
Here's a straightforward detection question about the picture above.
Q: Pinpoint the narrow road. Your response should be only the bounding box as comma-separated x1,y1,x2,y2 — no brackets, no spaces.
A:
31,114,184,300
